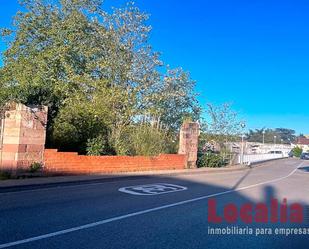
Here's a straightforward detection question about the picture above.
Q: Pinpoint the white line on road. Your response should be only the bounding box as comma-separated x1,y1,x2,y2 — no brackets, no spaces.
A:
0,161,305,249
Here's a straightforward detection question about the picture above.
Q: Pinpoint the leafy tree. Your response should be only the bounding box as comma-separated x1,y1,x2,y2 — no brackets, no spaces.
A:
200,103,244,150
0,0,200,155
275,128,296,143
198,103,244,168
246,128,296,144
86,134,111,156
51,98,111,153
143,67,201,131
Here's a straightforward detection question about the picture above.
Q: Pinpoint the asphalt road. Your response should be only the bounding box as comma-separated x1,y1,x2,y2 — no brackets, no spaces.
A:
1,158,309,249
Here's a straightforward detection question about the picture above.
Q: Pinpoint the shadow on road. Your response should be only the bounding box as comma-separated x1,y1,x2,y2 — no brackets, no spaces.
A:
0,167,309,249
231,168,252,189
298,166,309,172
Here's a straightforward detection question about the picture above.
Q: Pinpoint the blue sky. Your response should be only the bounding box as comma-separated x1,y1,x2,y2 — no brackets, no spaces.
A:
1,0,309,134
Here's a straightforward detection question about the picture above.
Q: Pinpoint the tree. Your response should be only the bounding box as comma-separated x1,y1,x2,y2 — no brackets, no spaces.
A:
246,128,296,144
0,0,200,155
143,67,201,130
275,128,296,143
246,128,263,143
200,103,244,151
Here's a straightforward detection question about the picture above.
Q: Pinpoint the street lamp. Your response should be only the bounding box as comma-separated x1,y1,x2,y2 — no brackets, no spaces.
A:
240,122,246,165
262,130,265,144
274,135,277,144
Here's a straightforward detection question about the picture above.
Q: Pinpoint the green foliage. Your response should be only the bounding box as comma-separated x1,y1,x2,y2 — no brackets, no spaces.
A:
197,152,227,168
199,103,244,152
0,0,200,155
86,134,111,156
292,147,303,158
145,68,201,131
107,124,176,156
246,128,296,144
52,99,110,153
29,162,43,173
128,124,173,156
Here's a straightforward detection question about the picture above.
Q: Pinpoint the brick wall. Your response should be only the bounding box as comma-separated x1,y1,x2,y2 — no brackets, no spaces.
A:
44,149,186,175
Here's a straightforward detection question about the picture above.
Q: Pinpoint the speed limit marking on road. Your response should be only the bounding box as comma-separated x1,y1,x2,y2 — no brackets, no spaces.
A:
118,183,187,195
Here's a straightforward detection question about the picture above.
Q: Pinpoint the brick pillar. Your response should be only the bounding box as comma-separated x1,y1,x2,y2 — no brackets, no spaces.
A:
178,122,200,168
0,103,48,173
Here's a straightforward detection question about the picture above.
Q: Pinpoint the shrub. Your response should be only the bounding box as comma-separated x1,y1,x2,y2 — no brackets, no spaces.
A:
292,147,303,158
0,171,11,180
197,152,227,168
129,124,170,156
109,124,176,156
86,135,113,156
52,103,110,154
29,162,43,173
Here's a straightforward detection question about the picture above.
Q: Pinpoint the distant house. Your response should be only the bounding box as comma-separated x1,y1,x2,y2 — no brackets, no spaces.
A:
296,136,309,152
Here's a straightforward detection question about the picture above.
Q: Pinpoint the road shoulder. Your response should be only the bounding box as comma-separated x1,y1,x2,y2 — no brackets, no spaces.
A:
0,158,294,192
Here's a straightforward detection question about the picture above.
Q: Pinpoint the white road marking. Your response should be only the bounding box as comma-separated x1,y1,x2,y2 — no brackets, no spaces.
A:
296,163,309,173
118,183,187,195
296,170,309,174
0,161,304,248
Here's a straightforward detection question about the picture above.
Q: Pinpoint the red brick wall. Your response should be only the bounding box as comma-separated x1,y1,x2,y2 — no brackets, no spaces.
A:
44,149,186,175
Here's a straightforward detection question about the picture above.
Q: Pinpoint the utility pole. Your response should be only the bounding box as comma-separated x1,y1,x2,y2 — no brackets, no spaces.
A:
240,122,246,164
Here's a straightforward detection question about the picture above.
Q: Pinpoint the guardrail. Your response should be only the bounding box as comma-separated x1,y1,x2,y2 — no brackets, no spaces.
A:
237,153,287,165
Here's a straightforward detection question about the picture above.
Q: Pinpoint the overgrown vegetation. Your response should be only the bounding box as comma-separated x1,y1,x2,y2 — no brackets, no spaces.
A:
128,124,176,156
292,146,303,158
197,153,228,168
0,0,200,156
29,162,43,173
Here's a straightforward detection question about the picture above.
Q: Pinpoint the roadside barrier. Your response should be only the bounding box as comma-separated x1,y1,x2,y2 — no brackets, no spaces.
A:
237,153,286,165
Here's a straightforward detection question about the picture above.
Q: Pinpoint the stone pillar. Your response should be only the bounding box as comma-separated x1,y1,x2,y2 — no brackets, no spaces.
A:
0,103,48,173
178,122,200,168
